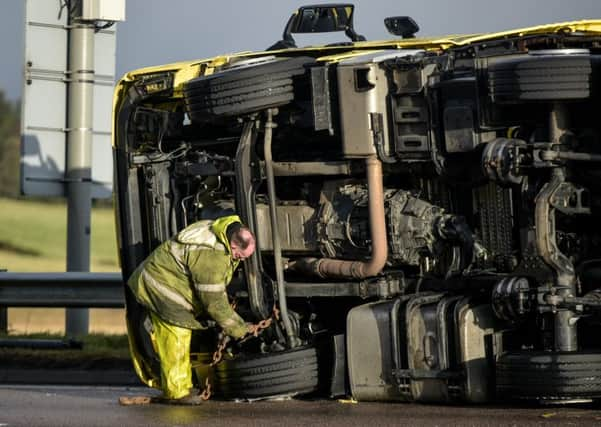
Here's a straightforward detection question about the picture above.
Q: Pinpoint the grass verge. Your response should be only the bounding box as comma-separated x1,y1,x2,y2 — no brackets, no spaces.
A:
0,197,123,334
0,197,119,272
0,333,131,369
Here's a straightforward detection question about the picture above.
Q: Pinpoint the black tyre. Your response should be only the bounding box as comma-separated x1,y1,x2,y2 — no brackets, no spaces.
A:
488,53,592,103
184,57,314,122
213,346,319,399
496,351,601,402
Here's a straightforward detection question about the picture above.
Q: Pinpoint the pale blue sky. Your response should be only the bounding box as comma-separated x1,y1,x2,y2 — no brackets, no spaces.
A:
1,0,600,101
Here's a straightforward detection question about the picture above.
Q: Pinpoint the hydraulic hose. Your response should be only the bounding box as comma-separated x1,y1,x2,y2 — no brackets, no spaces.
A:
263,108,299,348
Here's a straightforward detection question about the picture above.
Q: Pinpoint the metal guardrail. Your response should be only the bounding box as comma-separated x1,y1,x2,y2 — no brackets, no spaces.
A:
0,272,125,308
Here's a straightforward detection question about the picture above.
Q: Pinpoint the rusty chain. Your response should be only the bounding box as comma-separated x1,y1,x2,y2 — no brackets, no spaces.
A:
198,306,277,401
199,334,229,400
247,318,273,337
199,377,212,401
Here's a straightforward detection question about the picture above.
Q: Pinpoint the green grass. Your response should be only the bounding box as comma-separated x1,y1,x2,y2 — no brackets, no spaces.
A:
0,197,119,272
0,197,125,336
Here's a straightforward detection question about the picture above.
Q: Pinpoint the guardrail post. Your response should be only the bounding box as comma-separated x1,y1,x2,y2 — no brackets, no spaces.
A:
0,307,7,333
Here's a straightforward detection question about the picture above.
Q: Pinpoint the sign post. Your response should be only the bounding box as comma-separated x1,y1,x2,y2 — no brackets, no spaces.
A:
21,0,125,336
65,4,96,336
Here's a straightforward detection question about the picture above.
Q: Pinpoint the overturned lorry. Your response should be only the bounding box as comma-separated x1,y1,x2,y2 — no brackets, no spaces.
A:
112,4,601,403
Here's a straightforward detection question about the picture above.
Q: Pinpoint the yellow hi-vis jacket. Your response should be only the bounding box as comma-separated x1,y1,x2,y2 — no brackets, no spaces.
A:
127,215,248,339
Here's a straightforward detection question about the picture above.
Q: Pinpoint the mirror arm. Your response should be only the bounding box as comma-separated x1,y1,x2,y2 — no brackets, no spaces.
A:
282,13,297,47
345,26,366,42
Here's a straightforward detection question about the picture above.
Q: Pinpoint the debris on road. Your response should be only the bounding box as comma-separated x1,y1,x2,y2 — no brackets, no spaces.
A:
118,395,152,405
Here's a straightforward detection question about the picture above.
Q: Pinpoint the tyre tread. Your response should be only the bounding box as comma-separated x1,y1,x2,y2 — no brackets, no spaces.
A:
496,351,601,400
487,54,592,103
212,346,319,399
183,57,314,121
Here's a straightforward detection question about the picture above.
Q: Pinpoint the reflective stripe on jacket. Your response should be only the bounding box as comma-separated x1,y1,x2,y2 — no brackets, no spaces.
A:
127,215,248,338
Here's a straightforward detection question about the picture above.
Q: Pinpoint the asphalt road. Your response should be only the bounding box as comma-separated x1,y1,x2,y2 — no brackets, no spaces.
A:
1,385,601,427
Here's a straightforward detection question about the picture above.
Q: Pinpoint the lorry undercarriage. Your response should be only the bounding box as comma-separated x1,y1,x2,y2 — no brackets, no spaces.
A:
113,6,601,403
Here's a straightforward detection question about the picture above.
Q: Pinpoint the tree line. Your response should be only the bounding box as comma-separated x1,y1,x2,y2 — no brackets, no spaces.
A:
0,90,20,197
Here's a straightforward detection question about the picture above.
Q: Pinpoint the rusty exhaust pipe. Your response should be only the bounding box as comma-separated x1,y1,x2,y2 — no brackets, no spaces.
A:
295,156,388,279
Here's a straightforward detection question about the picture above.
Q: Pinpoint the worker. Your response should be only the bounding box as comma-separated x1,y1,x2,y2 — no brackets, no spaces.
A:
124,215,256,405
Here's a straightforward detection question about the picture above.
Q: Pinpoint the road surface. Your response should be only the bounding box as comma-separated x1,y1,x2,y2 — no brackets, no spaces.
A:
1,385,601,426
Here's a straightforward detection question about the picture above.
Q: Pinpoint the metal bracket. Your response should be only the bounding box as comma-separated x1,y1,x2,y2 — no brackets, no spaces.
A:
549,182,590,215
392,368,463,380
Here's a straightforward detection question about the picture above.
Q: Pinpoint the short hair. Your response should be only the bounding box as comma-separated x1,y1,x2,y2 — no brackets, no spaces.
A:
227,223,255,250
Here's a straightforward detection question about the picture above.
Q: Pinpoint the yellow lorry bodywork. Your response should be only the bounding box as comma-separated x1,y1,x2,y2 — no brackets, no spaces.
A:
112,19,601,147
